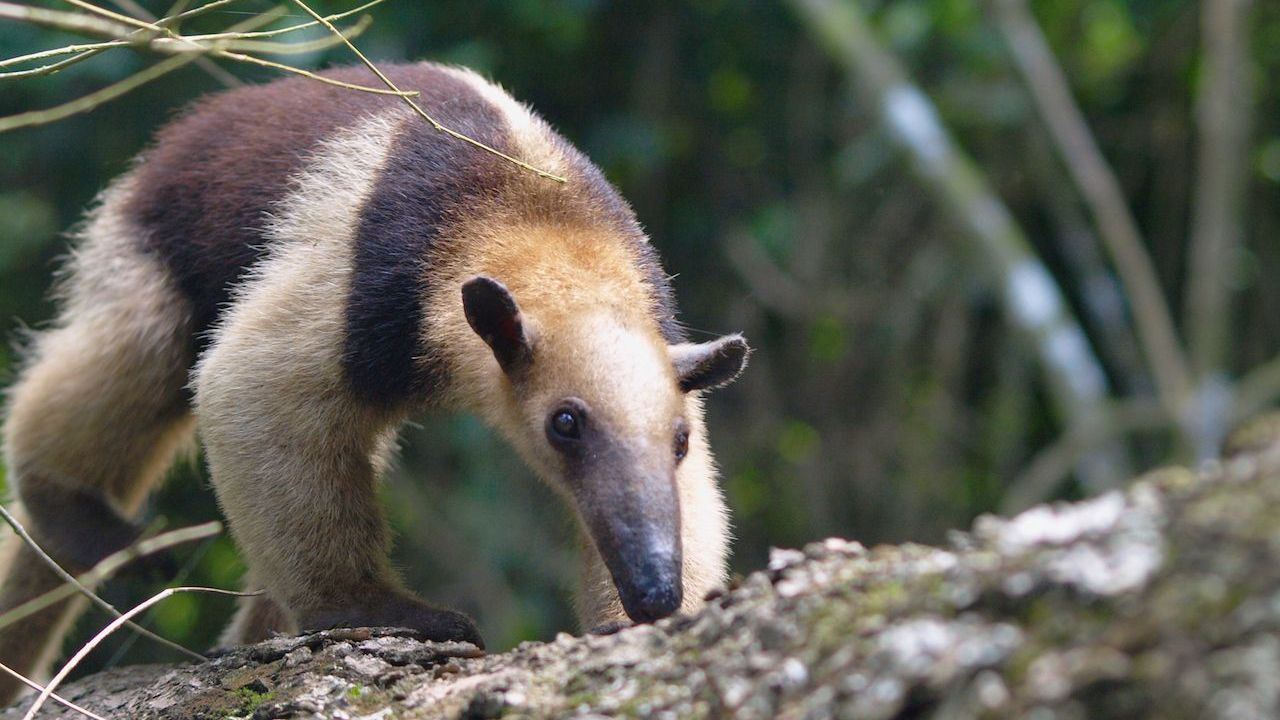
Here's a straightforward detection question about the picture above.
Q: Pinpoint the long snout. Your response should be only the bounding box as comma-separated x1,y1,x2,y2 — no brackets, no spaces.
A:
575,470,683,624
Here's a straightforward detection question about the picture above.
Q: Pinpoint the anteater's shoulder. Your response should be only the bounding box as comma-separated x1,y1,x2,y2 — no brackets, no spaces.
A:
122,63,511,335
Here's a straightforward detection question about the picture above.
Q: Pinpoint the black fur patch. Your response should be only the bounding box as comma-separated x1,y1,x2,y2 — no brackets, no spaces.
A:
19,481,145,571
343,65,513,405
125,66,419,350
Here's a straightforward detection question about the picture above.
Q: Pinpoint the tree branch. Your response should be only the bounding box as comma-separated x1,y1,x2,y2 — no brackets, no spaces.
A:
990,0,1194,421
0,506,206,662
0,2,139,39
1185,0,1254,382
789,0,1132,491
1002,399,1170,513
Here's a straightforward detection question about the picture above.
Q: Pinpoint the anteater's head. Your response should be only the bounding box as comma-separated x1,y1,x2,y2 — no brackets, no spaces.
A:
460,275,748,624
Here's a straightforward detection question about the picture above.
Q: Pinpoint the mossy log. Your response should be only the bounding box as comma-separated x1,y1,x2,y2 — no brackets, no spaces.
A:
7,444,1280,719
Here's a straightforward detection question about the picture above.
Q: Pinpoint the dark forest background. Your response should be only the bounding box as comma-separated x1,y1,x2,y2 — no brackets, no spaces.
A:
1,0,1277,679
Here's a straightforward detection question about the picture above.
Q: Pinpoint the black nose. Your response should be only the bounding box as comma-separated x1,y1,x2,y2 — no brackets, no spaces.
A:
621,574,682,623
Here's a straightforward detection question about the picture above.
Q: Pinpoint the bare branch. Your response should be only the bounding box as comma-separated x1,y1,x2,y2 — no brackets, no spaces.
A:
1185,0,1255,380
105,0,242,87
0,2,140,39
285,0,568,183
0,661,107,720
0,520,223,630
195,0,388,41
0,53,199,132
60,0,164,33
0,47,107,80
789,0,1132,491
1003,399,1171,513
0,4,412,131
216,15,373,55
0,40,126,69
23,585,261,720
991,0,1194,419
208,48,417,94
0,505,206,662
160,0,242,27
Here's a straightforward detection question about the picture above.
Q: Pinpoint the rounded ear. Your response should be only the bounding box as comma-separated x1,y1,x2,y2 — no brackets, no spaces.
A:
462,276,533,374
669,334,750,393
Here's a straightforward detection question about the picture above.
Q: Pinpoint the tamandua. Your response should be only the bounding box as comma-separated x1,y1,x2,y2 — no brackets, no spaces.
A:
0,61,747,699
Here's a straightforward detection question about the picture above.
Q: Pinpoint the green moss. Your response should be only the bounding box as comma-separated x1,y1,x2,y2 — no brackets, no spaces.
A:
231,686,274,715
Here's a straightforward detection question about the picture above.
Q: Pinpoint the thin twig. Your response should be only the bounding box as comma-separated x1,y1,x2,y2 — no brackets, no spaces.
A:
0,505,206,662
190,0,388,41
0,2,139,39
60,0,164,32
1,12,375,71
0,53,199,132
23,586,261,720
0,1,283,74
159,0,243,27
0,40,125,69
0,48,106,80
154,0,194,25
207,49,418,94
0,520,222,630
159,0,241,26
991,0,1194,417
215,15,372,55
285,0,568,182
105,0,241,87
0,661,106,720
0,3,410,131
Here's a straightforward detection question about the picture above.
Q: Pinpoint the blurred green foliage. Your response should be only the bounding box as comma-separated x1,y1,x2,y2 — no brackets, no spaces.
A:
0,0,1278,684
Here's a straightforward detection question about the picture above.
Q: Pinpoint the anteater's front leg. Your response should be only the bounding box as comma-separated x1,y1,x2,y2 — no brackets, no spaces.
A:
194,267,481,649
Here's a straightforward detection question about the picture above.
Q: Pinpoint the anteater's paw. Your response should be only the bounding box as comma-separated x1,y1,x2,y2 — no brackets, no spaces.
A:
301,594,484,650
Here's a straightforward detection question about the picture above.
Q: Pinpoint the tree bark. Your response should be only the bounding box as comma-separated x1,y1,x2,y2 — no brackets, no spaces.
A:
8,427,1280,719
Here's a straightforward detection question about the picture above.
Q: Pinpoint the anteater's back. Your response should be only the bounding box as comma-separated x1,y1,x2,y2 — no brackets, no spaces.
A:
121,64,651,342
108,62,681,405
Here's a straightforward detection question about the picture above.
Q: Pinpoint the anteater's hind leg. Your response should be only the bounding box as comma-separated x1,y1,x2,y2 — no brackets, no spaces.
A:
0,195,195,702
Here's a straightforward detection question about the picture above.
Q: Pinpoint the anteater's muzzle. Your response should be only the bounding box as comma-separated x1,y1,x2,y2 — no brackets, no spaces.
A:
613,538,682,623
575,468,683,624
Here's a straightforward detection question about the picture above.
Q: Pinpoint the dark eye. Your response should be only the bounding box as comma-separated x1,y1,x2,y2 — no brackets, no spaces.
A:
552,410,580,439
547,403,585,445
674,429,690,462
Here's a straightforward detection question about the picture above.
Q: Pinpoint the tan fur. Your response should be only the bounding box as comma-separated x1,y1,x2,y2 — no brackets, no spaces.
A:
423,216,730,626
418,76,736,625
0,66,737,697
439,67,570,181
194,110,409,632
0,177,195,698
